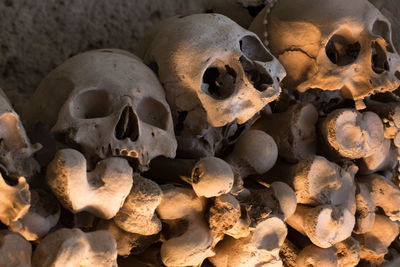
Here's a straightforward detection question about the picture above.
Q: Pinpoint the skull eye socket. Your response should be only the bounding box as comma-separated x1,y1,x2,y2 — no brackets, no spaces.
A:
239,35,273,62
71,89,113,119
239,56,273,92
325,34,361,66
201,63,237,100
372,20,395,53
136,97,169,131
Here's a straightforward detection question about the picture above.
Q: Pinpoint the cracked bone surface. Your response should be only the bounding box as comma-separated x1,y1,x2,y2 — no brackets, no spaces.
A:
320,108,384,159
113,173,162,235
0,88,40,179
250,0,400,108
156,186,214,266
143,13,285,157
252,103,318,162
286,204,355,248
46,148,133,219
32,228,118,267
209,216,287,267
0,230,31,267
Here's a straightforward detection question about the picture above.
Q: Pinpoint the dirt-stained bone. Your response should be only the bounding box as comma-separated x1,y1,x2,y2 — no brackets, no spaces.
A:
32,228,118,267
113,174,162,235
9,188,60,241
143,13,285,157
224,129,278,178
0,172,30,226
353,182,376,234
286,204,355,248
296,244,338,267
319,108,384,159
359,173,400,221
253,103,318,162
0,230,32,267
26,49,177,169
156,186,215,266
290,155,356,213
209,216,287,267
47,148,133,219
354,214,399,266
0,88,40,179
250,0,400,108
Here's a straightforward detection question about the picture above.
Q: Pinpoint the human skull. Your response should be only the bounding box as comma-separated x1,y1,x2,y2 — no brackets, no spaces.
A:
143,14,285,157
38,49,176,169
250,0,400,109
0,89,40,179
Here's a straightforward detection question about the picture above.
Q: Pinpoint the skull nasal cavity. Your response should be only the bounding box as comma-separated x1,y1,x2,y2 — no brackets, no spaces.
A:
325,34,360,66
371,41,389,74
202,65,236,100
115,106,139,141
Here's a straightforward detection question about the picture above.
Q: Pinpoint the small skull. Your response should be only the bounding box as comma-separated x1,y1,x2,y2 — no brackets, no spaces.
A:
34,49,177,169
250,0,400,109
144,14,285,157
0,89,40,179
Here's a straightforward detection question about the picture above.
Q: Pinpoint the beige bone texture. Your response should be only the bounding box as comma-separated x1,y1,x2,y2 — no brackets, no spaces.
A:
320,108,384,159
353,182,376,234
296,244,338,267
97,220,159,257
32,228,118,267
27,49,177,169
224,130,278,178
156,186,214,266
209,216,287,267
143,13,285,157
113,174,162,236
10,188,60,241
253,103,318,162
290,155,356,213
191,157,234,197
250,0,400,108
287,204,355,248
46,148,133,219
207,193,242,234
0,230,31,267
0,88,40,179
207,0,271,28
354,214,399,266
359,173,400,221
251,181,297,220
357,138,398,174
334,237,360,267
0,172,30,226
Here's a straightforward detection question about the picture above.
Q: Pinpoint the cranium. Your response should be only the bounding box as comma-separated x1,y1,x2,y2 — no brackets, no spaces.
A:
0,89,40,179
143,14,285,157
250,0,400,109
30,49,177,169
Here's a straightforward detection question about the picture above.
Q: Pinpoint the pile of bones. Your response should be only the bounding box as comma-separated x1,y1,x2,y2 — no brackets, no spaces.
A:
2,0,400,266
